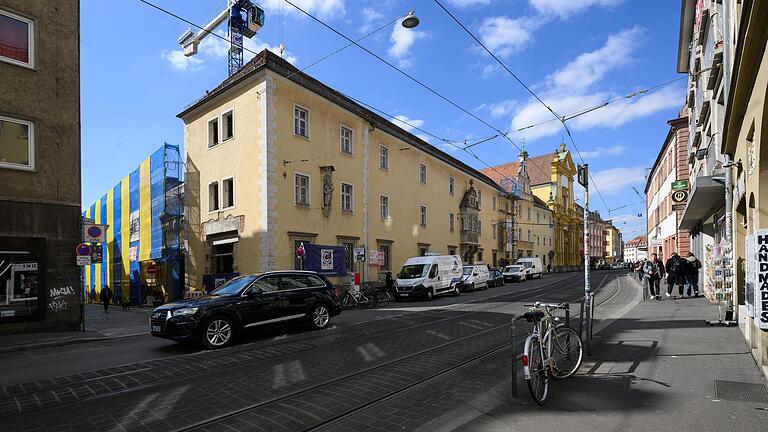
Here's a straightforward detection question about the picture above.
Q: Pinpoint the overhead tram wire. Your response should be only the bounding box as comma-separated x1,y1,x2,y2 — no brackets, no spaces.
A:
138,0,536,192
279,0,556,184
434,0,668,213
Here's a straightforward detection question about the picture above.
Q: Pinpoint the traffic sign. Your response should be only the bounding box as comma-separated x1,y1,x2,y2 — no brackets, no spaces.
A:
671,180,689,190
354,247,366,262
82,224,107,243
671,189,689,204
296,242,306,258
76,243,92,256
76,256,91,266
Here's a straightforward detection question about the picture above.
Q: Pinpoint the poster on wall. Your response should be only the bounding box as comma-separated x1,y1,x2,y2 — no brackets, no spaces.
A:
304,244,346,276
745,234,755,317
129,211,140,243
756,230,768,329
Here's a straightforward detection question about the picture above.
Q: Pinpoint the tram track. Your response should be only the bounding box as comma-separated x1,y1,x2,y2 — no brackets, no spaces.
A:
0,272,588,420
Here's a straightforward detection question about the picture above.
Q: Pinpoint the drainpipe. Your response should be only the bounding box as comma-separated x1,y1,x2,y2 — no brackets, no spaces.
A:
362,124,371,284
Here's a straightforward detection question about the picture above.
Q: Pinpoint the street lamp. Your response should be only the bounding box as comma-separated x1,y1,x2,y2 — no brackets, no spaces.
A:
402,10,420,28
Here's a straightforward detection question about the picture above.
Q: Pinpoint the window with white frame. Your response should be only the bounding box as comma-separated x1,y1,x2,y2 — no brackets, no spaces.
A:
208,117,219,148
449,213,455,231
448,176,455,195
222,110,234,141
340,125,353,154
419,164,427,184
419,205,427,226
379,195,389,220
294,105,309,138
0,116,34,170
0,9,34,68
294,173,310,206
379,145,389,170
340,182,353,212
222,177,234,209
208,181,219,212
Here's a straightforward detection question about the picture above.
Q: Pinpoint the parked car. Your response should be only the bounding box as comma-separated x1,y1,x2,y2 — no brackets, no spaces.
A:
150,271,341,349
394,255,463,301
461,265,490,292
517,257,543,279
502,265,527,282
488,268,504,287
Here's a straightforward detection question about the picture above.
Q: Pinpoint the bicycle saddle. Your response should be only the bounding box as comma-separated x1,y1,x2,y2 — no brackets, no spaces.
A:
523,310,545,322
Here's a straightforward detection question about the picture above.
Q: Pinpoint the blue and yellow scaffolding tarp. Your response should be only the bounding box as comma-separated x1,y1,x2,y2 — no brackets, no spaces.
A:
82,144,182,304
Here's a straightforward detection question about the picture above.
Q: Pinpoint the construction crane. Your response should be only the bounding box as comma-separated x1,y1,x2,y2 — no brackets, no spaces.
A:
178,0,265,76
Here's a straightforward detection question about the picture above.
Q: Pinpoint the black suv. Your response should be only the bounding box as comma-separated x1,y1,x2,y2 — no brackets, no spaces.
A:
150,271,341,349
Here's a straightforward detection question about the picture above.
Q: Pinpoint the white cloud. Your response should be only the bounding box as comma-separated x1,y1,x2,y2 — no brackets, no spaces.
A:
529,0,623,18
578,144,626,159
261,0,345,20
389,19,427,68
162,50,203,71
570,85,682,129
392,115,425,132
549,27,642,91
487,100,517,118
360,7,384,33
447,0,492,7
591,166,647,194
478,16,540,57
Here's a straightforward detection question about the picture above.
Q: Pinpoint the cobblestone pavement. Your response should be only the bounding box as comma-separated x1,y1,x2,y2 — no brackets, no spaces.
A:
0,271,622,432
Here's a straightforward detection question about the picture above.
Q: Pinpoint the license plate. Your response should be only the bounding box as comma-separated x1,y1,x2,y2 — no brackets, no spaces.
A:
151,325,161,332
400,293,409,297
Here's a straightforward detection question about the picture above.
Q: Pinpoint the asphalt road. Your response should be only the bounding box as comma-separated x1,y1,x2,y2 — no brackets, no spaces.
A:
0,270,618,432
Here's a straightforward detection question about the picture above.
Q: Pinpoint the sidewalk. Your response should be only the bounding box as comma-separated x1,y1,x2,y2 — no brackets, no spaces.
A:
456,274,768,431
0,304,151,353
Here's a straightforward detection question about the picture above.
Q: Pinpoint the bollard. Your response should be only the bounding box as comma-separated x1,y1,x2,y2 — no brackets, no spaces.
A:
510,315,518,399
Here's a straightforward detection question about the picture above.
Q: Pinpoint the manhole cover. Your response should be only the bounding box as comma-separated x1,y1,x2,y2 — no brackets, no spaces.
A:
714,380,768,403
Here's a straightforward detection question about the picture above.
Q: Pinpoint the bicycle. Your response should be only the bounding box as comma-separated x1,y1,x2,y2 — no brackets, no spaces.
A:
341,288,378,309
521,302,583,405
374,289,394,308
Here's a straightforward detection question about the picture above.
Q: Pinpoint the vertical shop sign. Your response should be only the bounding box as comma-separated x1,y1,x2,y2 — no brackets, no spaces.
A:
745,235,755,317
756,230,768,329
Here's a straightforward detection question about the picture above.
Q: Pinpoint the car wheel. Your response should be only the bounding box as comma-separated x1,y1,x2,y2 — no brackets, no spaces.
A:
201,316,234,350
308,303,331,330
452,284,460,296
425,288,434,301
470,283,475,292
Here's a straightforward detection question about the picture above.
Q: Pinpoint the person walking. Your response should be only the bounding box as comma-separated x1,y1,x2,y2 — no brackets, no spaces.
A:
100,285,113,313
684,252,702,297
665,252,686,298
635,260,644,282
385,271,394,296
643,254,664,300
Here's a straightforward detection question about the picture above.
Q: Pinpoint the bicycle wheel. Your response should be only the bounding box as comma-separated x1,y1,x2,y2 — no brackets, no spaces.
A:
524,336,549,405
364,292,378,309
551,325,583,380
376,291,391,308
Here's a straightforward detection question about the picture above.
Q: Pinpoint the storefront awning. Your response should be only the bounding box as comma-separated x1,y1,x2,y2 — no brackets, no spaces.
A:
679,175,725,232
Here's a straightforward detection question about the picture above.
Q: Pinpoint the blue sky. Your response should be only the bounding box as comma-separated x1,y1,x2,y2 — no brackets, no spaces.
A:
81,0,684,240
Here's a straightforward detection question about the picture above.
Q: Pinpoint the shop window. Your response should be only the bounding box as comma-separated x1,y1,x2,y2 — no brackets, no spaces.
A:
0,248,42,321
0,9,34,68
0,116,34,171
212,243,234,274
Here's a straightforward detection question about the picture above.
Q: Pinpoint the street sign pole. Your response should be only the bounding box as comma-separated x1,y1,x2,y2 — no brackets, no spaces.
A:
578,164,592,356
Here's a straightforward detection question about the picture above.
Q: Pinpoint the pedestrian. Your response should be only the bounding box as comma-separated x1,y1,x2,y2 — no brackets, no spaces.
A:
635,260,644,281
100,285,112,313
643,254,664,300
665,252,686,298
684,252,702,297
547,264,552,273
385,271,394,296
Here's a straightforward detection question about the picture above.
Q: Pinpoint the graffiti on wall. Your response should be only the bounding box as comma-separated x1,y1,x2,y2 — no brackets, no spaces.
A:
48,285,74,312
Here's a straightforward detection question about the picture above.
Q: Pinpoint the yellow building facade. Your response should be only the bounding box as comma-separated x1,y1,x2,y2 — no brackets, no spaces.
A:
483,146,580,271
179,50,512,288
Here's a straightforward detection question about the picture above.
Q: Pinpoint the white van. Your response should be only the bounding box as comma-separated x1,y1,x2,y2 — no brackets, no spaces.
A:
394,255,463,301
461,264,490,292
517,257,543,279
